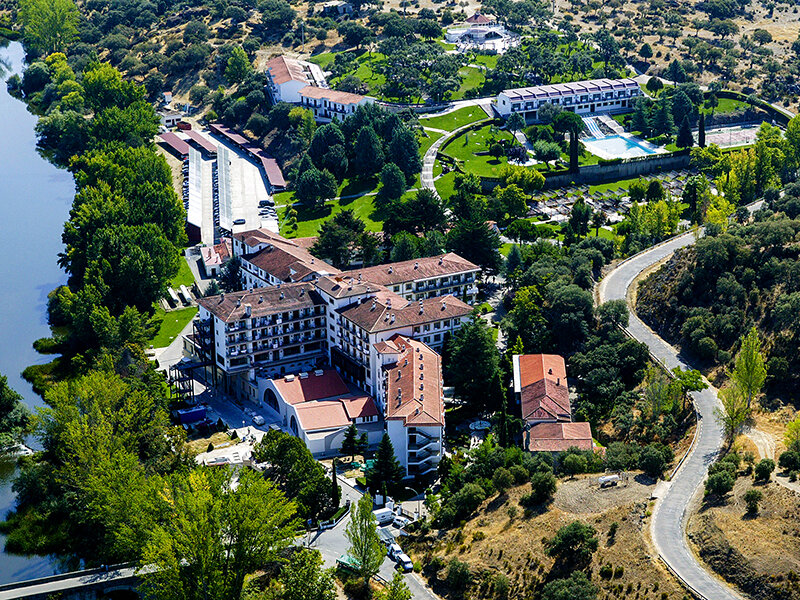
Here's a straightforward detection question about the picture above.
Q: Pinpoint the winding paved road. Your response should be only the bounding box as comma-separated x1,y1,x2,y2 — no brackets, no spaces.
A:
597,231,745,600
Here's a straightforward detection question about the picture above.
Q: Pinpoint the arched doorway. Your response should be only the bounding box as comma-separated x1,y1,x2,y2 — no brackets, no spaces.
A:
264,388,279,413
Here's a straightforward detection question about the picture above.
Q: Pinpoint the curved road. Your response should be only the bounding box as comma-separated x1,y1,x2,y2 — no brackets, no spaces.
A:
597,231,744,600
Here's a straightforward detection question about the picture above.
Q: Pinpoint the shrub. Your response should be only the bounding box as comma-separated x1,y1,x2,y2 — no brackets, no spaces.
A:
639,444,668,479
493,573,510,600
779,451,800,472
446,558,472,597
509,464,529,484
492,467,514,494
604,442,639,471
600,563,614,579
705,471,734,497
608,521,618,538
523,471,557,506
562,453,587,477
754,458,775,482
744,488,763,514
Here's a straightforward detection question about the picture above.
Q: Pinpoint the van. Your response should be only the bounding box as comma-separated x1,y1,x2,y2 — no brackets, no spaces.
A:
396,552,413,572
372,508,394,525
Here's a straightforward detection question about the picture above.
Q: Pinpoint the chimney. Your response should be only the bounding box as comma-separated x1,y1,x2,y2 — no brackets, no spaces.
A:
236,299,241,307
557,377,560,386
439,256,443,265
388,266,393,274
219,293,225,303
300,288,305,296
548,368,553,375
258,295,263,303
244,303,252,316
387,298,392,308
390,314,395,323
358,273,362,283
371,300,376,310
280,292,284,300
277,282,281,288
414,261,419,269
311,258,315,264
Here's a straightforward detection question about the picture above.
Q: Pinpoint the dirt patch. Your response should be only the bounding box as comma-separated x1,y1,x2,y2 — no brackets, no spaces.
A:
407,481,685,599
688,477,800,600
553,473,655,514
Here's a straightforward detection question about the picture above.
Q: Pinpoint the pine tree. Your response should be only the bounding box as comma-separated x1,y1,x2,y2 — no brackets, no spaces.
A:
676,115,694,149
340,423,359,460
331,458,341,508
698,112,706,148
631,98,650,136
651,97,674,137
366,434,404,494
354,126,384,176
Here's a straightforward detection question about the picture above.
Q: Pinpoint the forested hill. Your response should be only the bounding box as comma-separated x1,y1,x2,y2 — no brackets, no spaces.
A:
636,187,800,397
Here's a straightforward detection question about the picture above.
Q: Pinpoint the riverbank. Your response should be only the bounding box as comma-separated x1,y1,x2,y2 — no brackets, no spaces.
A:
0,40,73,583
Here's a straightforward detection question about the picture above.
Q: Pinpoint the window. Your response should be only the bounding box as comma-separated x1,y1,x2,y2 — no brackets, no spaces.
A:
434,333,441,342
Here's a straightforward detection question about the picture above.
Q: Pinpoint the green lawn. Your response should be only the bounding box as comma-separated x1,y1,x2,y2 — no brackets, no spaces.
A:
417,130,443,155
308,52,335,69
149,306,198,349
171,258,196,288
702,97,750,115
420,106,488,132
279,192,386,238
500,242,514,257
443,124,513,177
434,170,457,200
451,66,486,100
472,54,499,69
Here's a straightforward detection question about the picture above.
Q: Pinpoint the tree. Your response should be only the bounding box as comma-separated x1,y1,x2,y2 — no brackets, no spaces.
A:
562,453,587,478
730,327,767,408
753,28,772,45
376,572,412,600
261,0,296,30
341,423,360,461
639,43,653,60
651,97,674,136
345,494,385,586
354,126,384,176
390,232,420,262
279,549,336,600
754,458,775,482
388,128,422,184
671,367,707,412
705,470,734,497
496,184,528,219
646,180,666,202
446,316,500,411
554,111,585,172
698,112,706,148
639,444,667,479
219,256,242,292
568,198,592,238
744,488,763,514
545,521,598,571
677,115,694,149
140,469,298,600
381,163,407,200
225,46,252,85
591,211,607,237
311,210,367,269
507,112,525,134
447,217,502,273
705,194,735,231
786,415,800,452
338,21,375,49
540,571,598,600
19,0,79,55
527,471,557,505
0,374,30,454
366,434,404,494
532,140,562,168
296,168,337,206
714,383,751,448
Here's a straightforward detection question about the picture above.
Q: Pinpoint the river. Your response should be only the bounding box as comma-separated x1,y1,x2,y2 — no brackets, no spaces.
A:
0,40,74,584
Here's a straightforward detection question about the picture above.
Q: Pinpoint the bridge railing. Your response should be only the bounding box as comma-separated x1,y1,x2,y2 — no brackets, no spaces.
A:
0,563,134,593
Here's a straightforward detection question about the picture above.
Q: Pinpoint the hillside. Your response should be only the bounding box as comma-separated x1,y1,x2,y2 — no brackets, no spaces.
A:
405,475,688,600
636,200,800,399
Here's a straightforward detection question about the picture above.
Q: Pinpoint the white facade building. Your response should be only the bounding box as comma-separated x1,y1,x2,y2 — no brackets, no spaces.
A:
298,86,375,123
495,78,642,122
264,55,329,104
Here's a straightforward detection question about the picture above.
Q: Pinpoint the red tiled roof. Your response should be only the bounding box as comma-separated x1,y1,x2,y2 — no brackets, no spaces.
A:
197,283,322,322
518,354,566,388
347,253,480,287
527,422,593,452
341,395,379,420
265,55,312,85
338,294,472,334
272,370,351,405
380,335,444,428
295,400,351,431
466,12,493,23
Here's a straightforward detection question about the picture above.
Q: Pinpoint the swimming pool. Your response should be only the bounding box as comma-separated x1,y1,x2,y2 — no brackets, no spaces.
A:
582,134,660,159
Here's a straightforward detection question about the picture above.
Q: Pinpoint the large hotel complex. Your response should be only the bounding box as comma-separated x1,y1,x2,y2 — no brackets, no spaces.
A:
184,228,480,476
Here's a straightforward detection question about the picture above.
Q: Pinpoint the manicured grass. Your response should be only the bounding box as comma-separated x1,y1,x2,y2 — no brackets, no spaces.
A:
436,40,456,51
588,177,643,195
451,66,486,100
171,257,196,289
308,52,335,69
500,243,514,257
472,54,499,69
417,129,443,155
279,192,386,238
702,97,750,115
434,170,457,199
443,124,513,177
150,306,198,349
420,106,488,132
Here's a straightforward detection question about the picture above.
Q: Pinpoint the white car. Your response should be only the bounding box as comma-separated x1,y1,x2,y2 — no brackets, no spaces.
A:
393,515,411,529
396,552,413,572
387,543,403,559
252,415,265,426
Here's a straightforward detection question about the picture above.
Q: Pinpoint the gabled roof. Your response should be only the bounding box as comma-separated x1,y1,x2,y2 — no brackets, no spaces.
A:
197,283,322,322
379,335,444,428
514,354,571,424
298,85,368,105
527,422,593,452
264,55,315,85
347,253,480,287
338,294,472,334
466,12,493,24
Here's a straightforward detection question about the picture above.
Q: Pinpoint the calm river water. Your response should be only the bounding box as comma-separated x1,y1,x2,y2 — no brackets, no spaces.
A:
0,40,74,583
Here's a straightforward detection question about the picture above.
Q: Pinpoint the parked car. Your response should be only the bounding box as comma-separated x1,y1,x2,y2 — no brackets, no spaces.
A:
233,218,246,225
396,553,413,572
393,515,411,529
252,415,265,426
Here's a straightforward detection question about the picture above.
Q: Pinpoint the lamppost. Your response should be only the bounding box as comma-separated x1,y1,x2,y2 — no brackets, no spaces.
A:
405,486,422,520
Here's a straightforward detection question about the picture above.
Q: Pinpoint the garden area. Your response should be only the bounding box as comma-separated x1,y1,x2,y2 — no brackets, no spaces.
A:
148,306,198,349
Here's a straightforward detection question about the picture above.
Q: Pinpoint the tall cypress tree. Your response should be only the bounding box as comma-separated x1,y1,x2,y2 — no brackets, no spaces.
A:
676,115,694,149
698,112,706,148
366,434,404,494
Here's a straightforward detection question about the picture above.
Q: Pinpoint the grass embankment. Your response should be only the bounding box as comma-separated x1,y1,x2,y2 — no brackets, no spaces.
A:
442,124,513,178
420,106,488,132
170,257,196,289
149,306,198,349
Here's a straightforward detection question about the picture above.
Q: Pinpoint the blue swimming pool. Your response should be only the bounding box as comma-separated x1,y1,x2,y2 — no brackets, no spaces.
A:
582,134,659,159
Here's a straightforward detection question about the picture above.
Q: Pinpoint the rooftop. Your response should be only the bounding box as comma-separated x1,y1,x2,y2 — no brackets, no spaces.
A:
527,422,593,452
272,369,351,405
514,354,571,423
465,11,493,23
197,283,322,322
338,294,472,334
242,233,338,282
348,253,480,287
265,55,323,86
379,335,444,427
298,85,369,105
502,78,640,101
